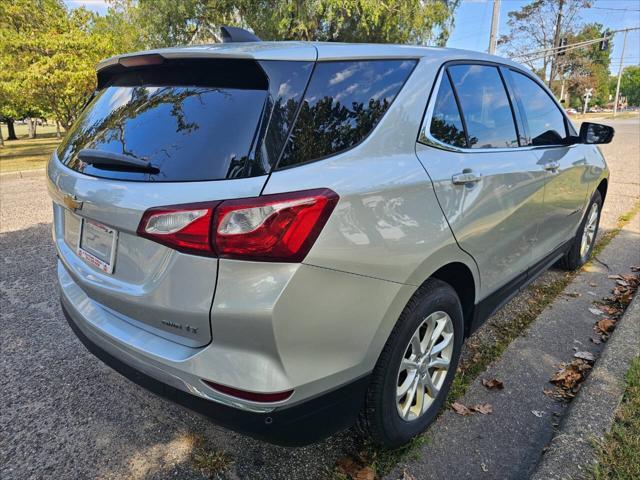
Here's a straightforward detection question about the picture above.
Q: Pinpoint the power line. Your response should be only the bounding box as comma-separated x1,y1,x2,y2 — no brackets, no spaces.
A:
513,26,640,60
589,7,640,12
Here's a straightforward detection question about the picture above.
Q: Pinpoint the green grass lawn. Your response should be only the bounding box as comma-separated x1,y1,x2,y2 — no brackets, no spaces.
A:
593,356,640,480
1,123,63,173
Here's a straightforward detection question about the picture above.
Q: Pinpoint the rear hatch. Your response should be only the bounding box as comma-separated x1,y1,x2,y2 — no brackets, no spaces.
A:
49,54,314,347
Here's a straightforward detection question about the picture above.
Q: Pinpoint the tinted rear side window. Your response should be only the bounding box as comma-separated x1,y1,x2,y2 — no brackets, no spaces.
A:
277,60,417,168
429,73,467,148
509,71,567,146
448,65,518,149
58,59,312,182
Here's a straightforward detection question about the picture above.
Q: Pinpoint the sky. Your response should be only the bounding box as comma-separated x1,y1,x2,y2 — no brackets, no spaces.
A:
65,0,639,75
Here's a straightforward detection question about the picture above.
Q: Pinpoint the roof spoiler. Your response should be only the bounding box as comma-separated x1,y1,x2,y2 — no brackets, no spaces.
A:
220,26,261,43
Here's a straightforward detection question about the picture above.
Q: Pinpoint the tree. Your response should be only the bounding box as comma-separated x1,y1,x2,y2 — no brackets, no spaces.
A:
562,23,612,109
620,65,640,106
498,0,591,86
0,0,140,135
112,0,461,48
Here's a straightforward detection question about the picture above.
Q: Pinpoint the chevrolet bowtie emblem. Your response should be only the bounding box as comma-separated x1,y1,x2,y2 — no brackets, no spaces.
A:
63,194,83,211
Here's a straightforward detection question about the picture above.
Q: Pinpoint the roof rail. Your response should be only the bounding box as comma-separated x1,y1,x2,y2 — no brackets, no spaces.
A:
220,26,261,43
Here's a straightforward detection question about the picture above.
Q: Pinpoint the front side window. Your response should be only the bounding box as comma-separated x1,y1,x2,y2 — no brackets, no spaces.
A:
448,65,519,149
428,73,467,148
277,59,417,168
509,71,568,146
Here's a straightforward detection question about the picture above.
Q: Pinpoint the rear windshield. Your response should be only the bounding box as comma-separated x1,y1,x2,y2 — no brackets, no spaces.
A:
58,59,311,182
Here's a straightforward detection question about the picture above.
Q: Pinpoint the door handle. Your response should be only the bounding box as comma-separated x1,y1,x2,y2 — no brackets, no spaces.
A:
452,170,482,185
544,161,560,172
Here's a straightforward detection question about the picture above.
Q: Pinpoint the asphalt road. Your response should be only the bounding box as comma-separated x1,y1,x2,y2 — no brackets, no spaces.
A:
1,118,638,480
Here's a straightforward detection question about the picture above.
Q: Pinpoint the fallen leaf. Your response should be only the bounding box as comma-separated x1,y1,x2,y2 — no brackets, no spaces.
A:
608,274,623,280
590,336,602,345
482,378,504,390
471,403,493,415
532,410,544,417
574,351,596,362
631,266,640,272
403,470,417,480
566,292,581,298
601,305,621,315
336,457,359,477
587,291,597,296
551,359,592,390
355,466,375,480
451,402,472,416
589,282,598,287
481,463,488,472
589,307,604,316
595,318,616,334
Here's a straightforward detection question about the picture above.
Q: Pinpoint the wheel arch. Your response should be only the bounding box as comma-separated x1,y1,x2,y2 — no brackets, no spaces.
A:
596,177,608,203
429,262,476,336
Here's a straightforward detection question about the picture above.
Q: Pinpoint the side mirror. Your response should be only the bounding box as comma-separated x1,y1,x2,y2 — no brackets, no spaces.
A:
579,122,614,144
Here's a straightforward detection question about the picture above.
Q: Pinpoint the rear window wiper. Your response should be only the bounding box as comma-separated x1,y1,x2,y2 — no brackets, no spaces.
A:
78,149,159,173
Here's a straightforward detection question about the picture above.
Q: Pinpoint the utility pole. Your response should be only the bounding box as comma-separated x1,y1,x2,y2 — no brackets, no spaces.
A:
488,0,501,55
548,0,565,88
613,29,628,117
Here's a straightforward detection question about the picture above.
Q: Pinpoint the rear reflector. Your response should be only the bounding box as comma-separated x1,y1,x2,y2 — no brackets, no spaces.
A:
202,379,294,403
136,189,338,261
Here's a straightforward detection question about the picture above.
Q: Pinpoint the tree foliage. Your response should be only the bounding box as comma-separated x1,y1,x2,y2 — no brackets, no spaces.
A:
620,65,640,106
0,0,140,132
562,23,612,108
114,0,460,47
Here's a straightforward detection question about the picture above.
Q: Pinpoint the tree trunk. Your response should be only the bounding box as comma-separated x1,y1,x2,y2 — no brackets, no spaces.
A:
56,120,61,138
6,119,17,140
0,124,4,146
28,118,36,138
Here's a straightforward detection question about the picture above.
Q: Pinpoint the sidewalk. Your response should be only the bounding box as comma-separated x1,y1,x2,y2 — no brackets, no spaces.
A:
532,292,640,479
386,213,640,480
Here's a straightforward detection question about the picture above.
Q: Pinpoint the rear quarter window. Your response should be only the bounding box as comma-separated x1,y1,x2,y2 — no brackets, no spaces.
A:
277,59,417,168
448,64,519,149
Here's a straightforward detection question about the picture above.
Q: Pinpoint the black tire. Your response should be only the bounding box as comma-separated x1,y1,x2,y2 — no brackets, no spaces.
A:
558,190,602,271
358,278,464,448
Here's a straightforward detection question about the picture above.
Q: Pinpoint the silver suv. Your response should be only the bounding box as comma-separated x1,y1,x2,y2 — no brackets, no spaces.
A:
49,37,612,448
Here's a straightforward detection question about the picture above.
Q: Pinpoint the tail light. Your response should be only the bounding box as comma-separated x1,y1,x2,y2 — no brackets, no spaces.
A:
136,189,338,262
137,202,220,256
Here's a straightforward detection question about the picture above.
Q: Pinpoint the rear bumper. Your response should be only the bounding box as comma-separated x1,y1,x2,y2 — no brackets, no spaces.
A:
61,300,369,446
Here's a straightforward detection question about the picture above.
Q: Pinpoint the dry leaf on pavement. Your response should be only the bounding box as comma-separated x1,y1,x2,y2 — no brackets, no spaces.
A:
354,466,375,480
451,402,472,416
471,403,493,415
482,378,504,390
595,318,616,334
403,470,417,480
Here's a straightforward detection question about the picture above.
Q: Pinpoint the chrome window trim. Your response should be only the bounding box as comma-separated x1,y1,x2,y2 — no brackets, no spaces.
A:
418,62,575,154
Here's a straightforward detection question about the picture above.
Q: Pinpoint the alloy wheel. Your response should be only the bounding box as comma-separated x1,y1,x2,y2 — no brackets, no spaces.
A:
395,311,454,421
580,202,599,259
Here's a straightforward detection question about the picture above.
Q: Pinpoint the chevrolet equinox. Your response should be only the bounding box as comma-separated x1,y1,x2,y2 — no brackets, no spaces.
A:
49,33,612,448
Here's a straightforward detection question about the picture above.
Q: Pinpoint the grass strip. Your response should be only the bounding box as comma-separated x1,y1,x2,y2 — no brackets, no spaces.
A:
592,356,640,480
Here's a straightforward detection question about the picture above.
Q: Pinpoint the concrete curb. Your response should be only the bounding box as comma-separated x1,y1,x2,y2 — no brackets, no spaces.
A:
0,168,46,180
532,292,640,480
